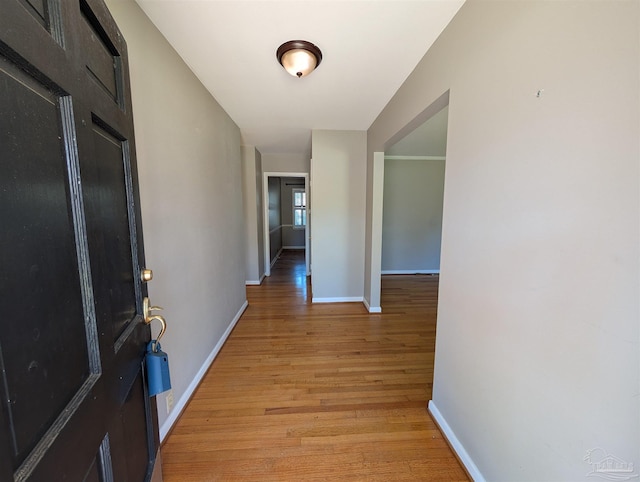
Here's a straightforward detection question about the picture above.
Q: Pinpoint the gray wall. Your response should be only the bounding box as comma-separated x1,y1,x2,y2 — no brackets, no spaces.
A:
268,177,282,263
381,159,445,273
105,0,247,439
311,130,366,301
386,105,448,157
280,177,305,248
366,1,639,480
241,146,264,283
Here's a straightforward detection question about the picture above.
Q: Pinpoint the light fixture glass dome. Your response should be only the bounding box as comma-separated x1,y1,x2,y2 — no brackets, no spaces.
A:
280,49,317,78
277,40,322,78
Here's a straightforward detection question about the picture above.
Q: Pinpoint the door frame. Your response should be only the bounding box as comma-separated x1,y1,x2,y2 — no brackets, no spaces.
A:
262,172,309,277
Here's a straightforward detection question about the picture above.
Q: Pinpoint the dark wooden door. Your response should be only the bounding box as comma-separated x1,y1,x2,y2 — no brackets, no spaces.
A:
0,0,159,480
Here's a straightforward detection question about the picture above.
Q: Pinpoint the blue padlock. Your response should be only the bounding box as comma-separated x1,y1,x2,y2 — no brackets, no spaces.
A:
146,340,171,397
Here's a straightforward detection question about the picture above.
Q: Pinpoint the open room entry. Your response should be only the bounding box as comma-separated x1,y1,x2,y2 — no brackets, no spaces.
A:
381,106,448,279
262,172,310,277
367,91,450,313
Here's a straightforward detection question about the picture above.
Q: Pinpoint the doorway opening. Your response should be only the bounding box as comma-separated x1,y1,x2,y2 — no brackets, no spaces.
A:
381,106,448,281
376,98,450,434
262,172,310,279
368,91,449,313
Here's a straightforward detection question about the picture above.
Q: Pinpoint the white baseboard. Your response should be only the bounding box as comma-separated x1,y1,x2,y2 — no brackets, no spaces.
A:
363,298,382,313
381,269,440,275
312,296,364,303
159,300,249,442
270,248,283,268
428,400,485,482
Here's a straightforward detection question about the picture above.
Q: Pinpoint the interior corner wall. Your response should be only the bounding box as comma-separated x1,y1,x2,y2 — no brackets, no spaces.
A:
105,0,247,436
311,130,366,301
367,1,639,480
242,146,264,283
381,159,445,273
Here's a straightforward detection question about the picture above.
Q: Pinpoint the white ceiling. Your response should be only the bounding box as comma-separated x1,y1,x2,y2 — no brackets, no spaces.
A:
134,0,465,156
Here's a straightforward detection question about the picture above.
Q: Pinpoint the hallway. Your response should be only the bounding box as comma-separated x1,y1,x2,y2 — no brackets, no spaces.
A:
161,250,467,480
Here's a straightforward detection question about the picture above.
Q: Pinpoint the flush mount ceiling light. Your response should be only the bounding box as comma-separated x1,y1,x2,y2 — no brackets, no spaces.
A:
276,40,322,78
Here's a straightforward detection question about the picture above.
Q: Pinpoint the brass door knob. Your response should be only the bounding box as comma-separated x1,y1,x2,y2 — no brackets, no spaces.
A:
143,297,166,343
141,269,153,282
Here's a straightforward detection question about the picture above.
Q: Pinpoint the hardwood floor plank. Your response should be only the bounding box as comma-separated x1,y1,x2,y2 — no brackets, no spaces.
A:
161,250,467,481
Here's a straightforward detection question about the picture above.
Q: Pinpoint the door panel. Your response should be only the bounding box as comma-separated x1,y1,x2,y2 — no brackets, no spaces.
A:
120,373,153,481
0,0,159,480
0,57,94,470
88,121,137,343
84,459,101,482
79,0,123,105
20,0,47,25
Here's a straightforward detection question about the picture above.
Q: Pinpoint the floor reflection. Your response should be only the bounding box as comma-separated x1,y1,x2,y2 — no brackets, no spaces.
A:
265,249,308,301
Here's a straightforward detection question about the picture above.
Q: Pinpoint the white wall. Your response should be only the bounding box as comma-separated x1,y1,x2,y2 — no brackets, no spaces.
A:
105,0,247,439
367,1,639,480
381,159,445,273
262,152,309,174
311,130,367,302
241,146,264,284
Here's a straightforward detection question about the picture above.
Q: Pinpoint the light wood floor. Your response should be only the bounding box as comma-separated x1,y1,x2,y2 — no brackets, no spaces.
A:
161,250,468,481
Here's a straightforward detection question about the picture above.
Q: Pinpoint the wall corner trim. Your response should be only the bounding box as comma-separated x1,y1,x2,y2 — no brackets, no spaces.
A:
245,272,266,285
428,400,485,482
159,300,249,442
363,298,382,313
270,248,284,268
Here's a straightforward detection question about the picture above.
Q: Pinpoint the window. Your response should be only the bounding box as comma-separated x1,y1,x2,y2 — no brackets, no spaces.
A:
292,188,306,228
